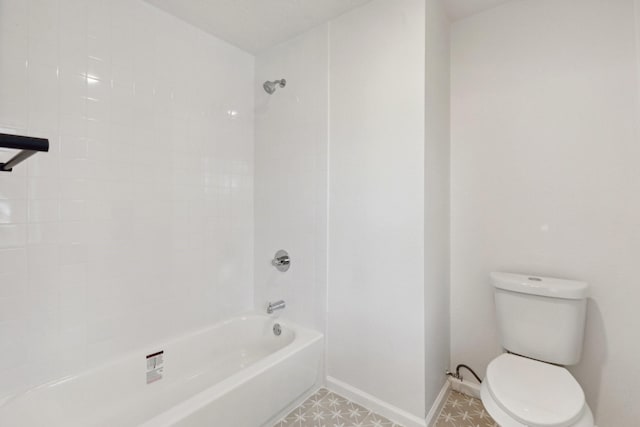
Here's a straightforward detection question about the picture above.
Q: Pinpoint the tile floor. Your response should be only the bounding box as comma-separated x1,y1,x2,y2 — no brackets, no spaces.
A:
273,388,402,427
273,388,497,427
434,391,498,427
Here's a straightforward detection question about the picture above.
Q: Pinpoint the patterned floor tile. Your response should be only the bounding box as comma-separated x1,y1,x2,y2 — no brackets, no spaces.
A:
273,388,403,427
274,388,495,427
434,391,498,427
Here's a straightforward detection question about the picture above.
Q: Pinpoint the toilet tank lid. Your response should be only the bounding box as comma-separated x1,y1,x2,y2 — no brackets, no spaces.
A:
490,272,589,300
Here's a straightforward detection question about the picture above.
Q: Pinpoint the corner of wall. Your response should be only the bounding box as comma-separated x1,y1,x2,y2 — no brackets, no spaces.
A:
424,0,452,412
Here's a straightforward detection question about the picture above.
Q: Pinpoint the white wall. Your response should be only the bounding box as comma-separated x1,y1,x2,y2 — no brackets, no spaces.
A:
328,0,427,419
0,0,254,398
253,26,328,332
425,0,451,410
255,3,452,421
451,0,640,425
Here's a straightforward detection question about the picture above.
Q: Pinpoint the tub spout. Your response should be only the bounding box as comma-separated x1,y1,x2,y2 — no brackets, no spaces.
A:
267,300,286,314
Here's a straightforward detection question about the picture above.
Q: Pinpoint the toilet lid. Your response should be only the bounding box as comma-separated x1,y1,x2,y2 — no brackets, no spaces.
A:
486,354,585,427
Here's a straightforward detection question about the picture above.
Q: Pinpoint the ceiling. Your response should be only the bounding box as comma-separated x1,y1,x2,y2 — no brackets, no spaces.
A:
144,0,372,54
144,0,516,53
444,0,515,21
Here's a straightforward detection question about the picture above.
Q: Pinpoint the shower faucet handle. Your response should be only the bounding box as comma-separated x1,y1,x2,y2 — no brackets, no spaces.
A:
272,250,290,272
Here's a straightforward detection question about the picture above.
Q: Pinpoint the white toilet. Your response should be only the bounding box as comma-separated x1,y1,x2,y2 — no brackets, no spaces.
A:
481,272,594,427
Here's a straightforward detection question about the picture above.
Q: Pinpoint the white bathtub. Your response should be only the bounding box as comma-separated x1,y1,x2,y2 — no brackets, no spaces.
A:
0,314,323,427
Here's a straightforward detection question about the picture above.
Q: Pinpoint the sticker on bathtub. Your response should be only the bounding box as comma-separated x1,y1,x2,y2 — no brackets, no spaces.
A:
146,351,164,384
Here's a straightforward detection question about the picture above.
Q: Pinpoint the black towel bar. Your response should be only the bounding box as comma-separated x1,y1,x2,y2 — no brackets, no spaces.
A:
0,133,49,172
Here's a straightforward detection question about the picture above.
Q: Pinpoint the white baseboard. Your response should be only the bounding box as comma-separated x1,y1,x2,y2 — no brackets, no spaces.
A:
425,382,450,427
326,376,427,427
448,377,481,399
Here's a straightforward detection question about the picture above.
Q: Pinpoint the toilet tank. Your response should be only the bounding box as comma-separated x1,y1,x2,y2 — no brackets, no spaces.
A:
491,272,589,366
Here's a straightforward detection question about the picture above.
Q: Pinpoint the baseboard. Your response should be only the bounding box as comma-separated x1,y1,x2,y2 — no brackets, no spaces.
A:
448,377,481,398
326,376,427,427
425,382,450,427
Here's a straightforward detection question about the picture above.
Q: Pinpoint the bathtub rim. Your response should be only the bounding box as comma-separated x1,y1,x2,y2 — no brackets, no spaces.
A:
139,317,324,426
0,312,322,412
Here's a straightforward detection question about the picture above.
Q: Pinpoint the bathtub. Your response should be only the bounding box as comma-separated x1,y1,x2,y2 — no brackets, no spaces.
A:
0,314,323,427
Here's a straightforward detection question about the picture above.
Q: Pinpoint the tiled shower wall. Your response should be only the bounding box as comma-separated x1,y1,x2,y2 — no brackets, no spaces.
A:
0,0,254,397
254,25,328,333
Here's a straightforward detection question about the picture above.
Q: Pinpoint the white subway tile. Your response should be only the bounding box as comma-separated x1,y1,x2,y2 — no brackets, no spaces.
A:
0,199,27,224
0,0,255,396
0,224,27,248
0,175,27,199
28,199,60,222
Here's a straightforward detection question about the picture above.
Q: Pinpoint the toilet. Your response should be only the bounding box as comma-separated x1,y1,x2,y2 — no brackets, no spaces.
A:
481,272,594,427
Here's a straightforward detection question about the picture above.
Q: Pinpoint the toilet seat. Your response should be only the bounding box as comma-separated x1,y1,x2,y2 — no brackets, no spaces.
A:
482,354,590,427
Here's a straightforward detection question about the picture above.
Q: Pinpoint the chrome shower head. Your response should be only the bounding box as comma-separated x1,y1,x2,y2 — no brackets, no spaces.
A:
263,79,286,94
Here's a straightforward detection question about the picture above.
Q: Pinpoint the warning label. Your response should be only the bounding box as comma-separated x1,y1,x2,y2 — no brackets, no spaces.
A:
146,351,164,384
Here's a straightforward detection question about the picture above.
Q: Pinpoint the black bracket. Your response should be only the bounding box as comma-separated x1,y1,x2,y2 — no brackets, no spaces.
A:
0,133,49,172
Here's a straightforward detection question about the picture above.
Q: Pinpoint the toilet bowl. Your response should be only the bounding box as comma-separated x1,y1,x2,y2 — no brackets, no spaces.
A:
481,354,594,427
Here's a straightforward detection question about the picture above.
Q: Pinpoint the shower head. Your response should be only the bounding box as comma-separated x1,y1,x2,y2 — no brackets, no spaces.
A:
263,79,286,94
